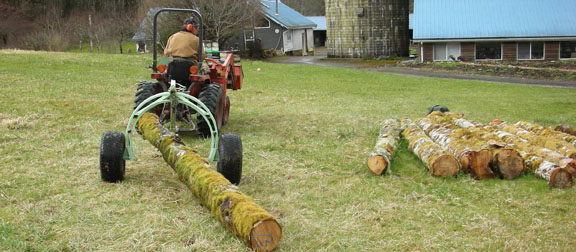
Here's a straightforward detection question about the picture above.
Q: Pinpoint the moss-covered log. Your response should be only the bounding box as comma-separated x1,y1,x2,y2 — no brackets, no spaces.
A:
555,124,576,137
137,113,282,251
402,123,460,177
415,117,494,179
427,112,525,180
440,113,572,188
366,118,409,175
494,121,576,159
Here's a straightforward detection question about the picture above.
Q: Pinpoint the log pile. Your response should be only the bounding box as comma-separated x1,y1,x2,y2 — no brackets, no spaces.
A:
414,117,495,179
368,112,574,188
137,113,282,251
425,112,572,188
426,113,525,180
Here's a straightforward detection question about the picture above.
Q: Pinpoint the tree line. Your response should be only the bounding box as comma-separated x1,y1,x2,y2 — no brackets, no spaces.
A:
0,0,327,52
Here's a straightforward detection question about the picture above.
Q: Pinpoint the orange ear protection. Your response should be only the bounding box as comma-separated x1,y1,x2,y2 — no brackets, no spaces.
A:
186,24,193,32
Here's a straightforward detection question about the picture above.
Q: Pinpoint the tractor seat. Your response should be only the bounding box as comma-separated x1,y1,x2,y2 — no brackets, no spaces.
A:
167,57,196,83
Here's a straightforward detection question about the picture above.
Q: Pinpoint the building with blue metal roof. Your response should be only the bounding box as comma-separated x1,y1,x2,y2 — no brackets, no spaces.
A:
227,1,316,55
306,16,327,47
413,0,576,62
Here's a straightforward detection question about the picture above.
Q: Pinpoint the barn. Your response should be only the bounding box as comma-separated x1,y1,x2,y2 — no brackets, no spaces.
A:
413,0,576,62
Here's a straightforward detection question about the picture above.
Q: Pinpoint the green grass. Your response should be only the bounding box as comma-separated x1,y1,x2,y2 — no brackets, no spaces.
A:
1,49,576,251
67,41,139,54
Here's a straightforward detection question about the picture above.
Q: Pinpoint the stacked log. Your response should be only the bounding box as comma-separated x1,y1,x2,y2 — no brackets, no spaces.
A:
137,113,282,251
366,118,410,175
426,112,524,180
513,121,576,150
402,122,460,177
415,116,495,179
493,121,576,159
439,113,572,188
554,124,576,137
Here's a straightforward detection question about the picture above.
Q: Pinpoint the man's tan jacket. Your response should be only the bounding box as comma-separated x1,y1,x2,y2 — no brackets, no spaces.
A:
164,31,205,63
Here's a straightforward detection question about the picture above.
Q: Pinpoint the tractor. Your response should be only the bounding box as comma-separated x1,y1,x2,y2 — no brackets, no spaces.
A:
99,8,243,185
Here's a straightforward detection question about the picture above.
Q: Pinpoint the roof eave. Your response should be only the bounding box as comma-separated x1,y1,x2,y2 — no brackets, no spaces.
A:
414,36,576,43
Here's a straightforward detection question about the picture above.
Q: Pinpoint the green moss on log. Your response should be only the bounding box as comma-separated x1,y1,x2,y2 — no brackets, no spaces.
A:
137,113,282,250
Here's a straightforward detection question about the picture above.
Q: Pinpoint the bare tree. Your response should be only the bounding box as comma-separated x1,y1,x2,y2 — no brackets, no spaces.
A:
281,0,324,16
170,0,258,46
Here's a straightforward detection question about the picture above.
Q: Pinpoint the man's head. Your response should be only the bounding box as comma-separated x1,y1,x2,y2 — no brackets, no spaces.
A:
183,17,199,35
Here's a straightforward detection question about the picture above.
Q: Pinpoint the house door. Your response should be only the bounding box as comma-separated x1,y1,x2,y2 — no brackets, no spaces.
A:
283,30,292,53
244,30,254,50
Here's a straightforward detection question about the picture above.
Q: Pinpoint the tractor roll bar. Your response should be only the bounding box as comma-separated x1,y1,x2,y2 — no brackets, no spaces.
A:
152,8,203,72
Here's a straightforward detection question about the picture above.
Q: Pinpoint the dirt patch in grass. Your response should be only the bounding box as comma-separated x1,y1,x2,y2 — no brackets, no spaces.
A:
395,60,576,81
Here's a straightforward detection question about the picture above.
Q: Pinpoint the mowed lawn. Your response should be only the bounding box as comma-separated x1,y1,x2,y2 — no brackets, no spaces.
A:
1,50,575,251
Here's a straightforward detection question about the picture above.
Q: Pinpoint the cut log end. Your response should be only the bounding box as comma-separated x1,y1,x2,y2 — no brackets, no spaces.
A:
459,154,471,173
431,155,460,178
563,161,576,178
367,155,388,175
250,219,283,252
492,149,526,180
549,168,573,189
470,149,496,180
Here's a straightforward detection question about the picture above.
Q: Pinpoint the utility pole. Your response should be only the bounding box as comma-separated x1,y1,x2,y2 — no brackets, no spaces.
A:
89,15,93,52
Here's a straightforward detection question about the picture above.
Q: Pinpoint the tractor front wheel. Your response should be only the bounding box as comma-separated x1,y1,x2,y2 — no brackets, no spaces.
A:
100,131,126,183
217,134,242,185
197,84,223,137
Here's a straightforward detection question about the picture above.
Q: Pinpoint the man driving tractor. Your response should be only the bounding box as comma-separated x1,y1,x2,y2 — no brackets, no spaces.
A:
164,17,205,64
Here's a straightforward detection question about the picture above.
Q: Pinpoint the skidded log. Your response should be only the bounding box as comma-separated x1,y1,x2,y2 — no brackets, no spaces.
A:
495,121,576,159
137,113,282,251
440,112,572,188
402,122,460,177
427,112,524,180
415,117,494,179
554,124,576,137
366,118,409,175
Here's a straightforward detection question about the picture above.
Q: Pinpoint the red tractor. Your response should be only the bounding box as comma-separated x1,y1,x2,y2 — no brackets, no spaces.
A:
136,8,243,137
99,8,243,185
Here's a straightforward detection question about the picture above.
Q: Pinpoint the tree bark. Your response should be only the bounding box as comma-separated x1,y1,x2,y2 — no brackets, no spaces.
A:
366,118,409,175
415,117,495,179
137,113,282,251
514,121,576,149
494,121,576,159
555,124,576,137
438,112,573,188
402,123,460,177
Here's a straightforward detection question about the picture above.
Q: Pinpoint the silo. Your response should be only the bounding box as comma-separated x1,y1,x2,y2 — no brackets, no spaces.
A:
325,0,410,58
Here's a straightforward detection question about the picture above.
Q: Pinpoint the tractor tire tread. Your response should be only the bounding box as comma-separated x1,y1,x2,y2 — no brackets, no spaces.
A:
217,134,242,185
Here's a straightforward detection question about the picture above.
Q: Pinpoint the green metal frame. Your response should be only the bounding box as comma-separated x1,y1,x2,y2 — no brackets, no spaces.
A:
123,80,219,162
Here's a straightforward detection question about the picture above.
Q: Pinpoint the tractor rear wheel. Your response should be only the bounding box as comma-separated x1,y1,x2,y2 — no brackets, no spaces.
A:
217,134,242,185
100,131,126,183
134,81,159,113
197,84,223,137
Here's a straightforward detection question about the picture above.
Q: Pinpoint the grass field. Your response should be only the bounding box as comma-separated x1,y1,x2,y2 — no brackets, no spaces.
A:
1,49,576,251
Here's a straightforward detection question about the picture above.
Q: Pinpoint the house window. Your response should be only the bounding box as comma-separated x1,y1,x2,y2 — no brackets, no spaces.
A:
560,41,576,59
518,42,544,60
255,15,270,29
434,42,461,61
475,42,502,60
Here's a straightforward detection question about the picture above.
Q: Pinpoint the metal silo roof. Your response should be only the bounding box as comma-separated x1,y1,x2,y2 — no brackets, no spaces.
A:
413,0,576,41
